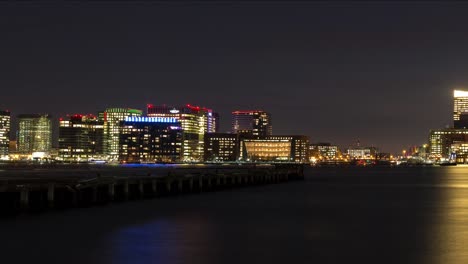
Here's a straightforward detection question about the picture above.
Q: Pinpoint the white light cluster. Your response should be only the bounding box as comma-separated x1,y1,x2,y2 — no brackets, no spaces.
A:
454,90,468,98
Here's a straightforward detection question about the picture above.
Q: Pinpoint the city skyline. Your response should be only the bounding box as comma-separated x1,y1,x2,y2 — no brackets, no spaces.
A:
2,2,468,153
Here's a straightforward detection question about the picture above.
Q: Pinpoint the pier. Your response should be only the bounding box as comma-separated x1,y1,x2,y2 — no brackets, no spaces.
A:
0,164,304,214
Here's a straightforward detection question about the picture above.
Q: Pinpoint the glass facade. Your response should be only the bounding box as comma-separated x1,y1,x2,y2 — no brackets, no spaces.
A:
119,120,182,163
231,110,272,138
17,114,52,154
147,104,217,162
453,90,468,128
240,135,309,163
102,108,142,159
0,110,10,157
58,114,104,161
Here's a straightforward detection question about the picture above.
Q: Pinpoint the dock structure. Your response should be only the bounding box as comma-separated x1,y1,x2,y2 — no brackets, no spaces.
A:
0,164,304,214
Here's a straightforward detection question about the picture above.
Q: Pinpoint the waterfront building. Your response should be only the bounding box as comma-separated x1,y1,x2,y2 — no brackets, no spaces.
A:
309,143,339,160
101,108,142,159
429,128,468,163
147,104,217,162
17,114,52,154
231,110,272,138
453,90,468,128
119,116,183,163
204,133,239,162
240,135,309,163
58,114,104,161
0,110,10,158
347,146,378,159
9,140,16,153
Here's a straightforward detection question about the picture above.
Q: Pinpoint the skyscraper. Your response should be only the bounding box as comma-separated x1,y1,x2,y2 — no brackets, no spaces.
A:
0,110,10,157
147,104,217,162
58,114,104,161
101,108,142,159
453,90,468,128
231,110,272,137
17,114,52,154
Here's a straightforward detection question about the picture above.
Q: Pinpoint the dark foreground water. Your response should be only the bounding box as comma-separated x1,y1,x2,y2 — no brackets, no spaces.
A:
1,166,468,264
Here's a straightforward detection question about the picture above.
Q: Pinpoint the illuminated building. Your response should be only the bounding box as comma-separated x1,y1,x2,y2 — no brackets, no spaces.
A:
9,141,16,153
346,147,377,159
231,110,272,137
204,133,238,162
0,111,10,157
310,143,339,160
119,116,183,163
101,108,142,159
240,135,309,163
17,114,52,154
453,90,468,128
58,114,104,161
147,104,218,162
429,128,468,163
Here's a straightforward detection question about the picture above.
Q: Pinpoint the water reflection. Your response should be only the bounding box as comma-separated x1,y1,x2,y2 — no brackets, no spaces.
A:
3,167,468,264
428,167,468,264
104,216,212,264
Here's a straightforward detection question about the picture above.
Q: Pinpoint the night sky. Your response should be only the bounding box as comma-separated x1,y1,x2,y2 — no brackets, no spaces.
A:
1,2,467,153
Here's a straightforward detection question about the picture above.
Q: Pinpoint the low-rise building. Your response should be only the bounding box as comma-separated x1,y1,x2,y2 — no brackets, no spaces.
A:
204,133,238,162
240,135,309,163
429,128,468,163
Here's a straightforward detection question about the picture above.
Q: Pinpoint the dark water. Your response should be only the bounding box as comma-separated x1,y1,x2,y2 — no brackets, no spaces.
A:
1,166,468,264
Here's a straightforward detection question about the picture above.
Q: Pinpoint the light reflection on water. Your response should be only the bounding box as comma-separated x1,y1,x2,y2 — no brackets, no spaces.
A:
428,167,468,264
104,216,212,264
4,167,468,263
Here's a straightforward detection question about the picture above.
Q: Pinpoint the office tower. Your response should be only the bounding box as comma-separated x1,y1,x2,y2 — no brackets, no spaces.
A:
231,110,272,138
58,114,104,161
119,116,183,163
17,114,52,154
204,133,239,162
454,90,468,128
0,110,10,157
147,104,216,162
101,108,142,159
240,135,309,163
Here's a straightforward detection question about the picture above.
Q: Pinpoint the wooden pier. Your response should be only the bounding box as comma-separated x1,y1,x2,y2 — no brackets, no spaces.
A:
0,164,304,214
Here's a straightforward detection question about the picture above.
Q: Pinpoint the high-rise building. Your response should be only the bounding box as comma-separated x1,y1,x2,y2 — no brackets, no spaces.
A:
147,104,217,162
231,110,272,138
240,135,309,163
0,110,10,157
58,114,104,161
17,114,52,154
101,108,142,159
119,116,183,163
204,133,239,162
453,90,468,128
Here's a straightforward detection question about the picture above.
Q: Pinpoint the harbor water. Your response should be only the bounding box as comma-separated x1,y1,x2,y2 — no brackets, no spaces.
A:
1,166,468,264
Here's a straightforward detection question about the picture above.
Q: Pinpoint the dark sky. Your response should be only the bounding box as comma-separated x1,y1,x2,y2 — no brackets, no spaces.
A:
1,2,467,154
